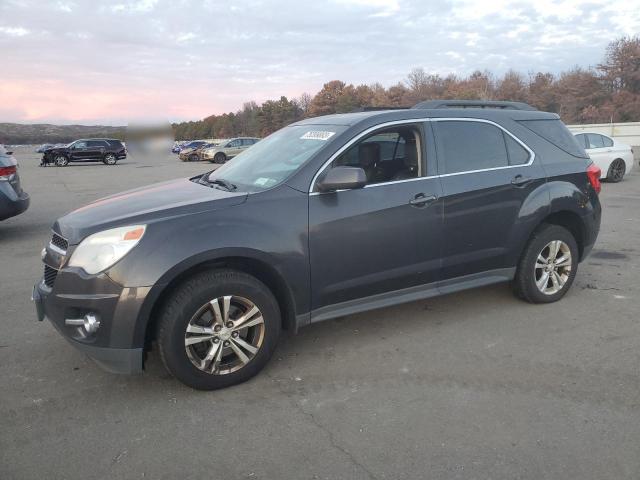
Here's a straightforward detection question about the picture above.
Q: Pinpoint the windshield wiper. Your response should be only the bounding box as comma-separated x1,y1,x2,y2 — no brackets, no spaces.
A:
206,177,237,191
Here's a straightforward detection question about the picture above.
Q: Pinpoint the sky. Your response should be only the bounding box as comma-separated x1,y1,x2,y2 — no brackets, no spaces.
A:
0,0,639,125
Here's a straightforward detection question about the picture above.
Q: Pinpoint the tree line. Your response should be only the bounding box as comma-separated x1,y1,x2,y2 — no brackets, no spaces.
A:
172,36,640,140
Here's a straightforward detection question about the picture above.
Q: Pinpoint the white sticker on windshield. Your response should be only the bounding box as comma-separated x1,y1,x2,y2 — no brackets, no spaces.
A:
254,177,270,186
300,131,336,141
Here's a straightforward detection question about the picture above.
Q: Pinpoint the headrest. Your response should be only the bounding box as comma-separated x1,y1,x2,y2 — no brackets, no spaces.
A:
358,143,380,168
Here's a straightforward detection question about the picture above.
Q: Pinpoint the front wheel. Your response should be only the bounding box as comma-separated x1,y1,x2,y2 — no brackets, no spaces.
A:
606,159,625,182
513,224,578,304
54,155,68,167
189,153,199,162
103,153,117,165
157,269,281,390
213,153,226,164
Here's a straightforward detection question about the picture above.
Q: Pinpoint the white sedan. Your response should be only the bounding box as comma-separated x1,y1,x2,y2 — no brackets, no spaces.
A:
574,133,634,182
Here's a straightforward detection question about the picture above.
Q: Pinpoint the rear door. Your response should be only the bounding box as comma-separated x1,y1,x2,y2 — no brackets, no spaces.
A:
433,119,545,279
86,140,106,160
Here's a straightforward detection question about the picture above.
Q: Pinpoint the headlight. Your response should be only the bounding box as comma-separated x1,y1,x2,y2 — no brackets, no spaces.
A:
68,225,146,275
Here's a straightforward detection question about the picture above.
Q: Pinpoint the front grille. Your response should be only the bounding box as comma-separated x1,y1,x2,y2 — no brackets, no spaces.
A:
44,265,58,288
51,233,68,252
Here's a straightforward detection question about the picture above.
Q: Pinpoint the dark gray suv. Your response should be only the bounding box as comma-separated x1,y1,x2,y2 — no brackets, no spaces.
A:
33,100,602,390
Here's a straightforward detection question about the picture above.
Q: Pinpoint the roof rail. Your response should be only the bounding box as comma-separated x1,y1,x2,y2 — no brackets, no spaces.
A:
412,100,537,111
350,106,411,112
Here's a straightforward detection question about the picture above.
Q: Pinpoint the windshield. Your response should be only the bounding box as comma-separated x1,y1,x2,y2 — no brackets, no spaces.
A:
206,125,346,192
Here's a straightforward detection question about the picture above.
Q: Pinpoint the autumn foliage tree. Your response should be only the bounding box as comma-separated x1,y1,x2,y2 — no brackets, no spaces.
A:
173,36,640,140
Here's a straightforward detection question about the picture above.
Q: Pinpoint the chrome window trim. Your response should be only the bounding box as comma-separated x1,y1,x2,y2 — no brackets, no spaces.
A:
431,117,535,177
308,119,428,194
308,117,535,195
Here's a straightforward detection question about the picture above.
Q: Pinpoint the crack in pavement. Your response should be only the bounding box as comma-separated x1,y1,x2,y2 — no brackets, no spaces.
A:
265,372,379,480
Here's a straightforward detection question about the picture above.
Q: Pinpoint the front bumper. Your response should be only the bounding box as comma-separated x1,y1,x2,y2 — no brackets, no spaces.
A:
32,267,148,374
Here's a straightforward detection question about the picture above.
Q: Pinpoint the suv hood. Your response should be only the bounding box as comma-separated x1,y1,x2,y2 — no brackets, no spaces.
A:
54,177,247,243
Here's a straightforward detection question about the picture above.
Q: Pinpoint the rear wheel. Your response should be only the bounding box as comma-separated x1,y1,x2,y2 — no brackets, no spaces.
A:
54,155,68,167
514,224,578,303
157,269,281,390
214,152,227,164
103,153,117,165
606,159,625,182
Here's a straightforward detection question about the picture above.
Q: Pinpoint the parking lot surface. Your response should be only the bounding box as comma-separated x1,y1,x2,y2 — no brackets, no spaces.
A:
2,151,640,479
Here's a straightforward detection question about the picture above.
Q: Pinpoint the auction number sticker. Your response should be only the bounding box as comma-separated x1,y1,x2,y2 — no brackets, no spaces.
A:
300,131,336,141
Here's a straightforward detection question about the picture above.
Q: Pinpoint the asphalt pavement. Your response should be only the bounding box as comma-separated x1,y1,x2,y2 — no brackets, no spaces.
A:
1,150,639,479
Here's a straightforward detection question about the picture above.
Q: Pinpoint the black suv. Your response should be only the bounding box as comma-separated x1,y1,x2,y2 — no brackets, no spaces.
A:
33,100,602,390
42,138,126,166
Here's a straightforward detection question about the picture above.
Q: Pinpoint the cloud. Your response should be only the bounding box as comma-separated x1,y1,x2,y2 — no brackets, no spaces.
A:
0,0,638,124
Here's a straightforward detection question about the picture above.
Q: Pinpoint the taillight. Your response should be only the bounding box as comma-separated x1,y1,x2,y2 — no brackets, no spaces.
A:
0,165,17,180
586,163,601,194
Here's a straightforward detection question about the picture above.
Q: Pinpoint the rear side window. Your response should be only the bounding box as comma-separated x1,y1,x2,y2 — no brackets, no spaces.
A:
519,119,588,158
602,135,614,147
504,135,530,165
435,121,509,174
586,133,604,149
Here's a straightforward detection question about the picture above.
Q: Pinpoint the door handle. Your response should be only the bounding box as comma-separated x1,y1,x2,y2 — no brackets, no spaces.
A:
409,193,438,207
511,174,533,187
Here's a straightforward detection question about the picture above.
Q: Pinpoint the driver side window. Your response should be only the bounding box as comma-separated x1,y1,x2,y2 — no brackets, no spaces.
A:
73,141,87,149
329,126,422,185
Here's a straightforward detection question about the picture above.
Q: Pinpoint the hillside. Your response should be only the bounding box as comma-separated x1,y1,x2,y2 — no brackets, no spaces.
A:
0,123,126,145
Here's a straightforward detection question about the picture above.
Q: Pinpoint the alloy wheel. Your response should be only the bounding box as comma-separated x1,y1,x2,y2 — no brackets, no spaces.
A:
184,295,265,375
611,160,625,181
104,154,116,165
534,240,572,295
55,155,68,166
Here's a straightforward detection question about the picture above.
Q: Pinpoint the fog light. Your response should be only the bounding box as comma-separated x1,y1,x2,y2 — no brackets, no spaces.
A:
66,313,101,335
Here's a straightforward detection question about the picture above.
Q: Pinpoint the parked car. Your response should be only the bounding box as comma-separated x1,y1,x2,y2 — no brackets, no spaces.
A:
179,142,217,162
42,139,126,166
33,100,601,390
573,132,634,182
171,143,182,154
1,145,30,220
202,137,260,163
174,140,206,155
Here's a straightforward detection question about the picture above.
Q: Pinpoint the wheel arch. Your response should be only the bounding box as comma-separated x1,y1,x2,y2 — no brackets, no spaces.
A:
136,251,298,351
528,210,586,260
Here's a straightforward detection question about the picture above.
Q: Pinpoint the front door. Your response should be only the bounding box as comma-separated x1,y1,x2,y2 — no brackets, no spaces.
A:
69,141,88,160
309,122,443,312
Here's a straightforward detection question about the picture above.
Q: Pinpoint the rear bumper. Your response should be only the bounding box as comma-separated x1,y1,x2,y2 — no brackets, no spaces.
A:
32,270,148,374
0,184,29,220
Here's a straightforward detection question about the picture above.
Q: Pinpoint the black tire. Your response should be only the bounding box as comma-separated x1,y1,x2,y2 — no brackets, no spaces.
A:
513,224,579,304
157,269,281,390
214,152,226,164
606,159,625,183
103,153,117,165
189,153,199,162
54,155,68,167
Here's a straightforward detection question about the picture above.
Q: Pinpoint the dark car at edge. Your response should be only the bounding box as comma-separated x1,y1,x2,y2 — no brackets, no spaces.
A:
1,145,30,221
33,100,602,390
42,138,126,166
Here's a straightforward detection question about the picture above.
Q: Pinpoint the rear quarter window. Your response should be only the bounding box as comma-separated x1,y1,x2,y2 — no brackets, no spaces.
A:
518,119,588,158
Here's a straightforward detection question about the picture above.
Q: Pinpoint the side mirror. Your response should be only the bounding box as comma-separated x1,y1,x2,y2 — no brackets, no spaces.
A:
317,166,367,192
5,151,13,156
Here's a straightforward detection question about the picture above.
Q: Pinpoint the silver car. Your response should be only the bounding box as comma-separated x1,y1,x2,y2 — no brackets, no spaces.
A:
202,137,260,163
